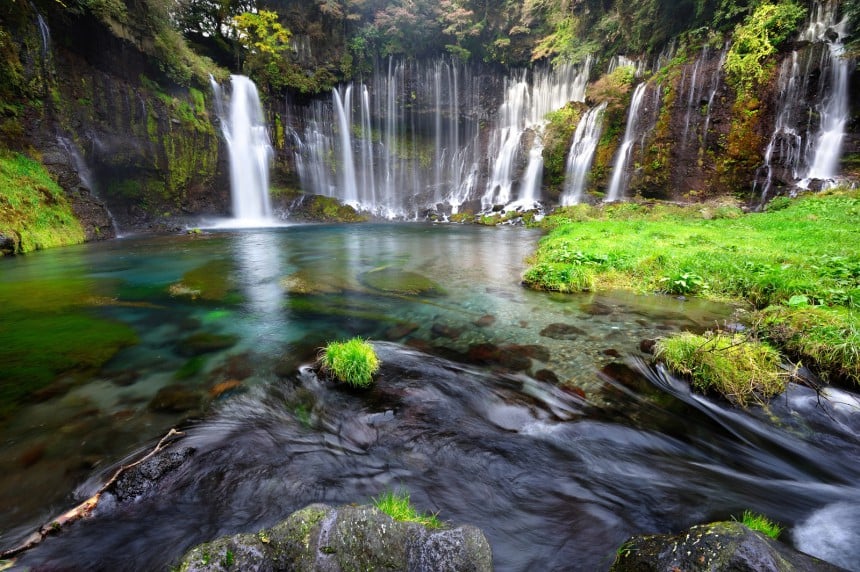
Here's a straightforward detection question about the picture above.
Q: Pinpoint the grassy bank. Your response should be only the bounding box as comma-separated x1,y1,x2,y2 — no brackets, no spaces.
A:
0,151,85,254
525,191,860,395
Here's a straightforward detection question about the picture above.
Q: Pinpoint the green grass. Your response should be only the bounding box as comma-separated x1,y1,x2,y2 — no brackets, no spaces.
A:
319,337,380,388
756,305,860,385
0,152,85,253
739,510,782,539
373,490,442,529
654,332,786,406
526,192,860,308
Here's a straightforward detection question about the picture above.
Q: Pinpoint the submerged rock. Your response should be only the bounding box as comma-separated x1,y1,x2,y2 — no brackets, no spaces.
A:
610,521,845,572
540,323,587,340
177,503,493,572
361,267,446,297
178,333,239,356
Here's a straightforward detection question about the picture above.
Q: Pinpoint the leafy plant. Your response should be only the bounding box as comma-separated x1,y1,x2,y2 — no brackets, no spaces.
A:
739,510,782,539
659,272,709,295
319,337,380,388
373,490,442,529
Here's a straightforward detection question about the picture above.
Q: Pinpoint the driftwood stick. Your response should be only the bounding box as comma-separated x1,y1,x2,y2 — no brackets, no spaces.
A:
0,428,183,561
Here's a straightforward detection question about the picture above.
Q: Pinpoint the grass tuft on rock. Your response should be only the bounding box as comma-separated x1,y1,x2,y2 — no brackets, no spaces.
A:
319,337,380,388
756,305,860,386
739,510,782,539
654,332,785,406
373,490,442,529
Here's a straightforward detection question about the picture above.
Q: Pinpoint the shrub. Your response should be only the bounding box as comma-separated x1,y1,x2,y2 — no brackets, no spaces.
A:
739,510,782,539
654,331,785,406
373,490,442,529
319,337,380,388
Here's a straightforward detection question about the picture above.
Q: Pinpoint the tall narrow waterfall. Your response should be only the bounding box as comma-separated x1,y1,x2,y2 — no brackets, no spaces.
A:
803,0,851,182
757,0,853,198
606,83,649,202
295,57,481,218
211,75,273,224
482,58,592,210
560,102,607,205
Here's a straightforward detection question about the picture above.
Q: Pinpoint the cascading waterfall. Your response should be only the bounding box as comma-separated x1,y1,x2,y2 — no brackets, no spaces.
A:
606,83,649,202
295,57,481,218
803,0,851,183
559,102,608,206
757,0,853,198
211,75,273,224
482,58,592,210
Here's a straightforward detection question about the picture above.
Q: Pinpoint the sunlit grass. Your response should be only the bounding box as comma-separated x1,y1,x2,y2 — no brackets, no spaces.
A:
373,490,442,529
738,510,782,539
319,337,380,388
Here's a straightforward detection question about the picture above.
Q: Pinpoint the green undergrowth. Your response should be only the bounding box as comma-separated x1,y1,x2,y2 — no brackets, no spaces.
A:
527,192,860,395
654,332,785,406
527,193,860,308
319,337,380,388
0,152,85,253
756,305,860,385
738,510,782,539
373,490,442,529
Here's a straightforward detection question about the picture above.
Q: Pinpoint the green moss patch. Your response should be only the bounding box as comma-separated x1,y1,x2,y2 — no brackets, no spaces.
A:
0,152,85,254
654,332,785,406
756,305,860,386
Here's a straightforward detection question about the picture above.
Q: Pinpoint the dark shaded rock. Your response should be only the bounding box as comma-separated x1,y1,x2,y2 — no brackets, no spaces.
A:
385,322,420,339
602,348,622,358
540,323,587,340
639,339,657,354
432,323,463,340
0,231,20,255
467,343,501,364
148,384,202,413
473,315,496,328
534,369,560,384
497,352,531,371
111,447,194,503
178,333,239,356
108,370,140,386
178,503,493,572
610,521,846,572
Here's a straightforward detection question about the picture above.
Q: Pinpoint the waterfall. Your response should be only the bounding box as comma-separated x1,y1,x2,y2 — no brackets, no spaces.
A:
211,75,273,224
804,0,851,183
606,83,649,202
29,1,50,61
294,57,482,218
482,57,592,211
560,102,608,206
757,0,854,198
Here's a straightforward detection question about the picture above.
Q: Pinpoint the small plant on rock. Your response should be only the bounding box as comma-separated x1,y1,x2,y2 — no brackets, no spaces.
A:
373,490,442,529
319,337,380,388
739,510,782,539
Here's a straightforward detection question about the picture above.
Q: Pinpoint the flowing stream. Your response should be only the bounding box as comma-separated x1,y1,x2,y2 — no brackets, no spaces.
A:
1,226,858,571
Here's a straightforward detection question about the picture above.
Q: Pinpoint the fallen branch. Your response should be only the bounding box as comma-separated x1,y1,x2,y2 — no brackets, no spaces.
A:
0,428,183,560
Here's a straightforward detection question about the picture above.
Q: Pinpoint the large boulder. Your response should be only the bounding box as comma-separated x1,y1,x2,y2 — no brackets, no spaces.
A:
178,503,493,572
610,521,846,572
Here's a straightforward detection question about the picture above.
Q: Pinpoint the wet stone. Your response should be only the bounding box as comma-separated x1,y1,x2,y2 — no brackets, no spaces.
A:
534,369,560,384
148,384,202,413
360,268,445,296
540,323,587,340
177,332,239,356
507,344,550,362
431,323,463,340
602,349,622,358
473,314,496,328
582,300,614,316
385,322,420,339
639,338,657,354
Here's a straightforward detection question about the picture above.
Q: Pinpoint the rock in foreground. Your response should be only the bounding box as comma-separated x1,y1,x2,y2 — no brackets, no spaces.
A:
178,503,492,572
610,521,846,572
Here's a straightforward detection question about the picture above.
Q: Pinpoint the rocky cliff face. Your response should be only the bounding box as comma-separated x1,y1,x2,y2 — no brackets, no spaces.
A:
1,1,230,238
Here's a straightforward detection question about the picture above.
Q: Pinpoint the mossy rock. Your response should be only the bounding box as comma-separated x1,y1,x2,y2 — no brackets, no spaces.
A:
170,260,236,302
359,267,445,297
279,269,353,295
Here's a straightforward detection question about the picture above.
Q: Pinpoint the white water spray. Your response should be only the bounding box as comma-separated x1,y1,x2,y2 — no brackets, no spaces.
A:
211,75,273,225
